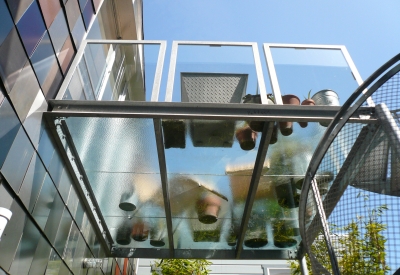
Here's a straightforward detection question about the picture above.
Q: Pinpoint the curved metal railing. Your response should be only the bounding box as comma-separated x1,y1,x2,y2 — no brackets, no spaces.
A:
299,53,400,274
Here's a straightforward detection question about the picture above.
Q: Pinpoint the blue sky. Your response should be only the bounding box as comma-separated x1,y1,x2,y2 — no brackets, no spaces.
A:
143,0,400,83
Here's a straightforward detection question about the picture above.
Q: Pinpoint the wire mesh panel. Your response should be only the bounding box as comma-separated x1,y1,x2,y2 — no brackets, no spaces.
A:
300,56,400,274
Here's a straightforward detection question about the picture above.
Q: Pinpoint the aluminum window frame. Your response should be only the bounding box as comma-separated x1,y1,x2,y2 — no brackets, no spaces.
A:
55,39,167,102
165,41,268,104
263,43,374,106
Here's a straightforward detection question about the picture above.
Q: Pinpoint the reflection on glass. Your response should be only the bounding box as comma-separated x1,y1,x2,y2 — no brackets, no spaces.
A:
270,47,359,104
65,117,166,249
69,43,160,101
16,1,46,56
172,45,259,102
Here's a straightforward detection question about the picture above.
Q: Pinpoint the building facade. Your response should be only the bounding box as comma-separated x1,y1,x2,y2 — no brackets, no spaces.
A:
0,0,142,274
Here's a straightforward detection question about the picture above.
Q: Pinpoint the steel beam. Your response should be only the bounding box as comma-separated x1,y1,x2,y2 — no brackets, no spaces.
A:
235,122,274,258
46,100,376,123
153,119,175,257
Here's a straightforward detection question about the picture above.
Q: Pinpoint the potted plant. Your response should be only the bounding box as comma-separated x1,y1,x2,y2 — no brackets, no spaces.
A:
275,180,300,209
235,123,258,151
162,119,186,149
119,191,137,212
150,222,167,247
280,94,300,136
272,219,297,248
295,171,334,195
311,89,340,127
131,220,149,242
116,220,132,245
244,218,268,248
299,90,315,128
196,194,222,224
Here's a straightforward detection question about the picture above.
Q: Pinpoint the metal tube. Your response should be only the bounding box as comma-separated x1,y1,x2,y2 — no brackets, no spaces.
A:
299,256,309,275
235,122,274,258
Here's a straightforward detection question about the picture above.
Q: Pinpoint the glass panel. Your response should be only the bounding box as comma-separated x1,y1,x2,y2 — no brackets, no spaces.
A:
31,32,57,86
45,249,64,275
0,27,28,92
67,43,160,101
9,218,41,275
71,16,86,48
0,99,21,167
0,0,14,47
6,0,33,23
1,127,35,192
65,0,81,31
53,208,73,255
82,0,95,29
16,0,46,56
28,237,52,275
48,9,69,53
58,36,75,74
19,153,47,212
48,151,64,189
0,200,27,271
38,0,61,27
165,118,262,249
171,45,261,103
64,117,167,249
43,193,66,244
37,128,56,169
9,61,41,122
270,47,359,104
32,174,57,229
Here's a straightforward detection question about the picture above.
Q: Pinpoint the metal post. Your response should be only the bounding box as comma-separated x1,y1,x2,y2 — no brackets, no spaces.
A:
310,178,341,274
299,256,309,275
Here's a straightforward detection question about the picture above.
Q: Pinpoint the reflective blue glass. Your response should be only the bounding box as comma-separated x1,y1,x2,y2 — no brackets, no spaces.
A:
0,28,28,92
31,32,56,86
16,1,46,56
82,0,95,29
0,0,14,47
0,99,21,167
71,16,86,48
48,9,69,53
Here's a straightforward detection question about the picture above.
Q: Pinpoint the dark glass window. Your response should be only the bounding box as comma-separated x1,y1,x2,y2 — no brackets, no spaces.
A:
16,1,46,57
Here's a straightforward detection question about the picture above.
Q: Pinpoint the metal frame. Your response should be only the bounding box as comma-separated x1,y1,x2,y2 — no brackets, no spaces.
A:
153,119,175,257
299,53,400,273
44,100,374,260
235,122,274,258
55,40,167,102
262,43,373,106
46,100,375,123
165,41,268,104
50,118,114,251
